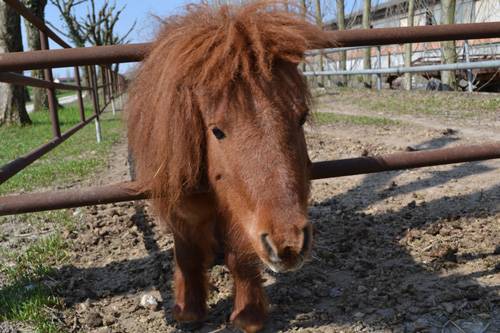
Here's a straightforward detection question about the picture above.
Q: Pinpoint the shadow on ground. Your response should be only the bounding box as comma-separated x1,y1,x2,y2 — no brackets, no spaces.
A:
49,135,499,332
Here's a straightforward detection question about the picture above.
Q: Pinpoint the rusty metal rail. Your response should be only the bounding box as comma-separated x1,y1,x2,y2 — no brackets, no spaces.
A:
325,21,500,48
1,22,499,71
1,142,499,216
0,0,123,186
0,72,90,90
0,114,98,185
0,43,150,71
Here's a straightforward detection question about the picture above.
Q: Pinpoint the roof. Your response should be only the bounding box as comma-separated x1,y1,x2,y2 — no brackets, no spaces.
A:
325,0,440,29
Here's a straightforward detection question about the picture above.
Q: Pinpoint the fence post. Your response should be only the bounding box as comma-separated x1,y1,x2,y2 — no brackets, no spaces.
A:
74,66,85,122
118,72,124,107
39,31,61,138
90,65,102,143
101,65,109,105
107,67,116,116
376,46,382,90
464,40,473,92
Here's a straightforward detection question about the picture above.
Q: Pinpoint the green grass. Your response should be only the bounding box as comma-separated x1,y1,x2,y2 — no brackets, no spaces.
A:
0,223,69,333
0,282,63,333
27,85,77,99
0,102,121,332
2,230,68,281
55,90,76,98
318,88,500,118
0,103,123,195
313,112,401,126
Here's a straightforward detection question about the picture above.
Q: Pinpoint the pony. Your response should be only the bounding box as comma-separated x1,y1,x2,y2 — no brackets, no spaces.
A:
127,2,330,332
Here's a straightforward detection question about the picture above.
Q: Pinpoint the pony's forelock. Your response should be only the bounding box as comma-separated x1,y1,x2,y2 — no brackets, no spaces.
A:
127,1,329,218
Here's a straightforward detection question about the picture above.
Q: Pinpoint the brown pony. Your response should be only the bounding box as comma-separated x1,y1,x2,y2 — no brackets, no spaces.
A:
127,2,330,332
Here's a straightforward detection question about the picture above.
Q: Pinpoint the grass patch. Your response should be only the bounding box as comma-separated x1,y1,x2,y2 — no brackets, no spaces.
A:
319,88,500,118
55,90,76,98
2,232,68,281
313,112,401,126
0,219,70,333
0,282,63,333
27,86,76,99
0,103,123,195
0,99,119,330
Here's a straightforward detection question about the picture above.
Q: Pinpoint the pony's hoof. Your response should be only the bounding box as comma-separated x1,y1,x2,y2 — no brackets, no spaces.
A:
173,303,206,323
230,305,266,333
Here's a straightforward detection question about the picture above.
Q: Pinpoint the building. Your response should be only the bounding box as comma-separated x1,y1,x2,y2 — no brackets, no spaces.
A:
314,0,500,90
325,0,500,29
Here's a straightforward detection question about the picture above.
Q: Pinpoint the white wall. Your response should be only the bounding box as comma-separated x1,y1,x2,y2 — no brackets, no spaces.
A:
475,0,500,22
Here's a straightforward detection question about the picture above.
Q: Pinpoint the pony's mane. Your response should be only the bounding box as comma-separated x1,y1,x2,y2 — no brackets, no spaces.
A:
127,1,329,217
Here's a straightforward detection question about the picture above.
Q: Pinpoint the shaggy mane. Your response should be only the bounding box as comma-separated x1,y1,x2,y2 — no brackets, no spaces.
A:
127,1,329,217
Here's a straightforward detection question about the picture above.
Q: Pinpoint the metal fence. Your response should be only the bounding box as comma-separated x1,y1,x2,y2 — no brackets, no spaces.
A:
303,41,500,91
0,0,124,184
0,1,499,215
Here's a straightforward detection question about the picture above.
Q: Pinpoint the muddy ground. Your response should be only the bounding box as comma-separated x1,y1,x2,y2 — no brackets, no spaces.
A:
2,90,500,332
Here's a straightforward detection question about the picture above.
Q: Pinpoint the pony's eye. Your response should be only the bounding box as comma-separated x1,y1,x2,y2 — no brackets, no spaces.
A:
299,114,308,126
211,127,226,140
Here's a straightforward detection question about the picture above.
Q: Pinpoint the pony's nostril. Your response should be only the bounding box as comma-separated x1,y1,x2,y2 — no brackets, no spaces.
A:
261,233,279,262
300,226,311,256
280,246,295,262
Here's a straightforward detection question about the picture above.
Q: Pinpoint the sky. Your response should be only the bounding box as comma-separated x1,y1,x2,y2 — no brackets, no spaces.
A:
22,0,193,77
22,0,366,78
44,0,192,46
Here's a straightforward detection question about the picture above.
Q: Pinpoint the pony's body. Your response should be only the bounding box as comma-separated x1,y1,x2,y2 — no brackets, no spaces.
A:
127,2,329,332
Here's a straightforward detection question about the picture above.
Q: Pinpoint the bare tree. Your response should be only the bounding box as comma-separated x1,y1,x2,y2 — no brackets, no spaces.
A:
404,0,415,91
83,0,135,74
336,0,347,86
23,0,49,112
49,0,88,47
50,0,92,91
50,0,135,87
0,2,31,125
83,0,135,47
314,0,325,86
300,0,307,17
440,0,457,90
362,0,371,87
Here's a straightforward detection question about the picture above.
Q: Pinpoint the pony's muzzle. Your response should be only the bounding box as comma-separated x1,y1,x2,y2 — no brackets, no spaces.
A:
260,225,312,272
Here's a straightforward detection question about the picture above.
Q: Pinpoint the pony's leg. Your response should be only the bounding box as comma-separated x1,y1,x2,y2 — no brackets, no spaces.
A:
225,236,268,332
170,196,216,323
172,231,212,322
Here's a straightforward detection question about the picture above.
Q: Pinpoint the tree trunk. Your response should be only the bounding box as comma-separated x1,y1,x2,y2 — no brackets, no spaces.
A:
284,0,289,12
300,0,307,17
0,2,30,126
362,0,371,87
23,0,48,112
24,87,31,101
300,0,307,72
440,0,457,90
404,0,415,90
336,0,347,86
314,0,324,87
100,66,108,105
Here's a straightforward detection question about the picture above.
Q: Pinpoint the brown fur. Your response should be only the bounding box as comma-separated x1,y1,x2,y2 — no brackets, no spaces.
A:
127,1,330,332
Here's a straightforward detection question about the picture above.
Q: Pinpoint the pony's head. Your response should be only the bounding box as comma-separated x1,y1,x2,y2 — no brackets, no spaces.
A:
127,1,330,272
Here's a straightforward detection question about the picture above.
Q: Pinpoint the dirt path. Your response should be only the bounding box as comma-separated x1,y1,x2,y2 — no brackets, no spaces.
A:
41,95,500,333
315,91,500,142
